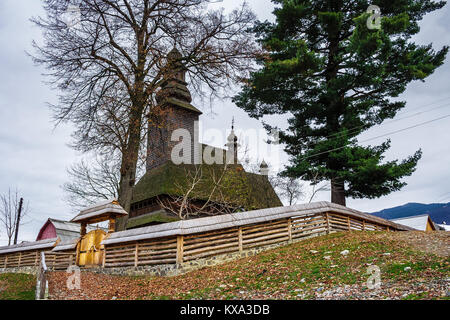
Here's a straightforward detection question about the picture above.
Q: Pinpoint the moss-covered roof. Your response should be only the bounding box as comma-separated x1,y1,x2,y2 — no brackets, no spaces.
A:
126,210,180,229
131,161,282,211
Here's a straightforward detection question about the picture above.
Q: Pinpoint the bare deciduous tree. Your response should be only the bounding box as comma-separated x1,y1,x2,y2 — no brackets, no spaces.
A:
307,171,331,203
31,0,258,212
157,162,245,220
62,156,121,210
270,176,305,206
0,188,30,246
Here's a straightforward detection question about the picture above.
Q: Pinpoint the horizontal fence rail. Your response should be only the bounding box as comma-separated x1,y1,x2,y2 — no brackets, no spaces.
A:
101,210,398,268
0,202,410,271
0,250,75,270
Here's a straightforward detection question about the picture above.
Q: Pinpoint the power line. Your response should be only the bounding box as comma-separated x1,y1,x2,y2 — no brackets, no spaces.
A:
298,113,450,162
436,192,450,203
312,99,450,144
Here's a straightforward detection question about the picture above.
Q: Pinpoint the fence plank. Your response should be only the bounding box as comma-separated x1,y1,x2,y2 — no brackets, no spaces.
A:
176,236,184,264
238,227,243,253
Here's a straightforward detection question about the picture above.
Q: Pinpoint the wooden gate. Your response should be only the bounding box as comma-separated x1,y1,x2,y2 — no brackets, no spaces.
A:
77,229,106,267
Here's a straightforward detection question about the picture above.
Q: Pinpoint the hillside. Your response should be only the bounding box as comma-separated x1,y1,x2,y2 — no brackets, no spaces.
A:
47,231,449,300
0,273,35,300
371,202,450,224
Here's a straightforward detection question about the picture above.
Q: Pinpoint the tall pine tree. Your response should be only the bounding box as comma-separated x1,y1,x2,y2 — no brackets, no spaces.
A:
234,0,448,206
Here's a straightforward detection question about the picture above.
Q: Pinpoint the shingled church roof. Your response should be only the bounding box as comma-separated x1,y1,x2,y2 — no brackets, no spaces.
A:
131,161,282,210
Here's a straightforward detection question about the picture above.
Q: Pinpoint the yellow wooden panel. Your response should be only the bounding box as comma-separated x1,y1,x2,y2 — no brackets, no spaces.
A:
78,229,107,267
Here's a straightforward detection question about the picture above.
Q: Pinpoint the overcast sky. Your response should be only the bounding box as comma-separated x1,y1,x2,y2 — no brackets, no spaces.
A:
0,0,449,245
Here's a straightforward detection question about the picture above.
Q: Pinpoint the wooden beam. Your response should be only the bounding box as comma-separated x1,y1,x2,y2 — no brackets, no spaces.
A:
287,218,292,242
80,223,87,237
109,217,116,234
176,236,184,265
75,242,81,266
238,228,243,253
134,243,139,267
18,252,22,267
347,216,351,231
102,248,106,268
326,213,330,234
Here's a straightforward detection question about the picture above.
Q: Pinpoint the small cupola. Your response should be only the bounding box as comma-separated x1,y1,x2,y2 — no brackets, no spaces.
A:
225,118,240,164
156,47,193,104
259,160,269,176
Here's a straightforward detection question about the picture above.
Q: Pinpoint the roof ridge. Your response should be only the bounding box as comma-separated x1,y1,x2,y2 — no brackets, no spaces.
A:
391,213,430,220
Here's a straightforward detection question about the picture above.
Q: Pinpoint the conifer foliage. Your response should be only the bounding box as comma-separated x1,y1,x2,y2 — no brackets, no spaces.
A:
234,0,448,205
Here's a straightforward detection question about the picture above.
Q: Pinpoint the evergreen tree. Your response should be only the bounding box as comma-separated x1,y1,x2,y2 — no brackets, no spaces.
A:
234,0,448,206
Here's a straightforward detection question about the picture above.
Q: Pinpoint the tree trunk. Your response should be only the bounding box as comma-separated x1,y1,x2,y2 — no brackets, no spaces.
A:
331,178,346,206
13,197,23,245
116,100,144,231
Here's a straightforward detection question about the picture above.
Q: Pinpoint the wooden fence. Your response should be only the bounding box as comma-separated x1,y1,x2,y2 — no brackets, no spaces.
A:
102,211,396,268
0,203,409,271
0,250,75,270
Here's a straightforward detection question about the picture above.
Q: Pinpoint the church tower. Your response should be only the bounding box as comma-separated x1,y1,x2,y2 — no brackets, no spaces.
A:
225,118,240,164
146,48,202,171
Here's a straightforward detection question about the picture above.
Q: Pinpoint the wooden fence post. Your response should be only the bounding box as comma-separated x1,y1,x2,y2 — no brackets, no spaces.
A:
75,242,80,266
35,251,39,267
238,228,243,253
134,243,139,267
326,213,330,234
176,236,184,265
287,218,292,242
36,252,48,300
18,252,22,267
102,247,106,268
362,220,366,231
4,256,8,269
347,216,351,231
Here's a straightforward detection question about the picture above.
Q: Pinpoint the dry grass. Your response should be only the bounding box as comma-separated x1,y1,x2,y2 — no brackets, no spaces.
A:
48,231,449,300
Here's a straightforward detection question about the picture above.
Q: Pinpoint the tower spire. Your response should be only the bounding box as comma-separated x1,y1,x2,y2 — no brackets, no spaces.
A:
226,117,239,164
155,47,192,104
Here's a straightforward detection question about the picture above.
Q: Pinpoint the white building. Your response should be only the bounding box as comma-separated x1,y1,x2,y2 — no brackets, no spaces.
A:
390,214,437,231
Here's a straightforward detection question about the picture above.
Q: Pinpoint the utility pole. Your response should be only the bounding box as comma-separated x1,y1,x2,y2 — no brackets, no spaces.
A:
13,197,23,245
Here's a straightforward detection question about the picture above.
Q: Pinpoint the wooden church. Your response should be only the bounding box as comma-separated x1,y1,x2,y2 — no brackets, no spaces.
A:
123,48,282,230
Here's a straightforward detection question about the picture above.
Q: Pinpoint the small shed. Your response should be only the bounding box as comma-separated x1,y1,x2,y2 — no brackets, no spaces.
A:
391,214,437,231
36,218,105,242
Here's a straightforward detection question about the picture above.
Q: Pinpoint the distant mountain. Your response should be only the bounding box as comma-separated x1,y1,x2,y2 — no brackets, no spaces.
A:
370,202,450,225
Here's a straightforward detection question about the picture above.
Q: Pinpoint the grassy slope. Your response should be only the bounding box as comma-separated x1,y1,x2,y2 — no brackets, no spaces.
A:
48,231,449,300
0,273,35,300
